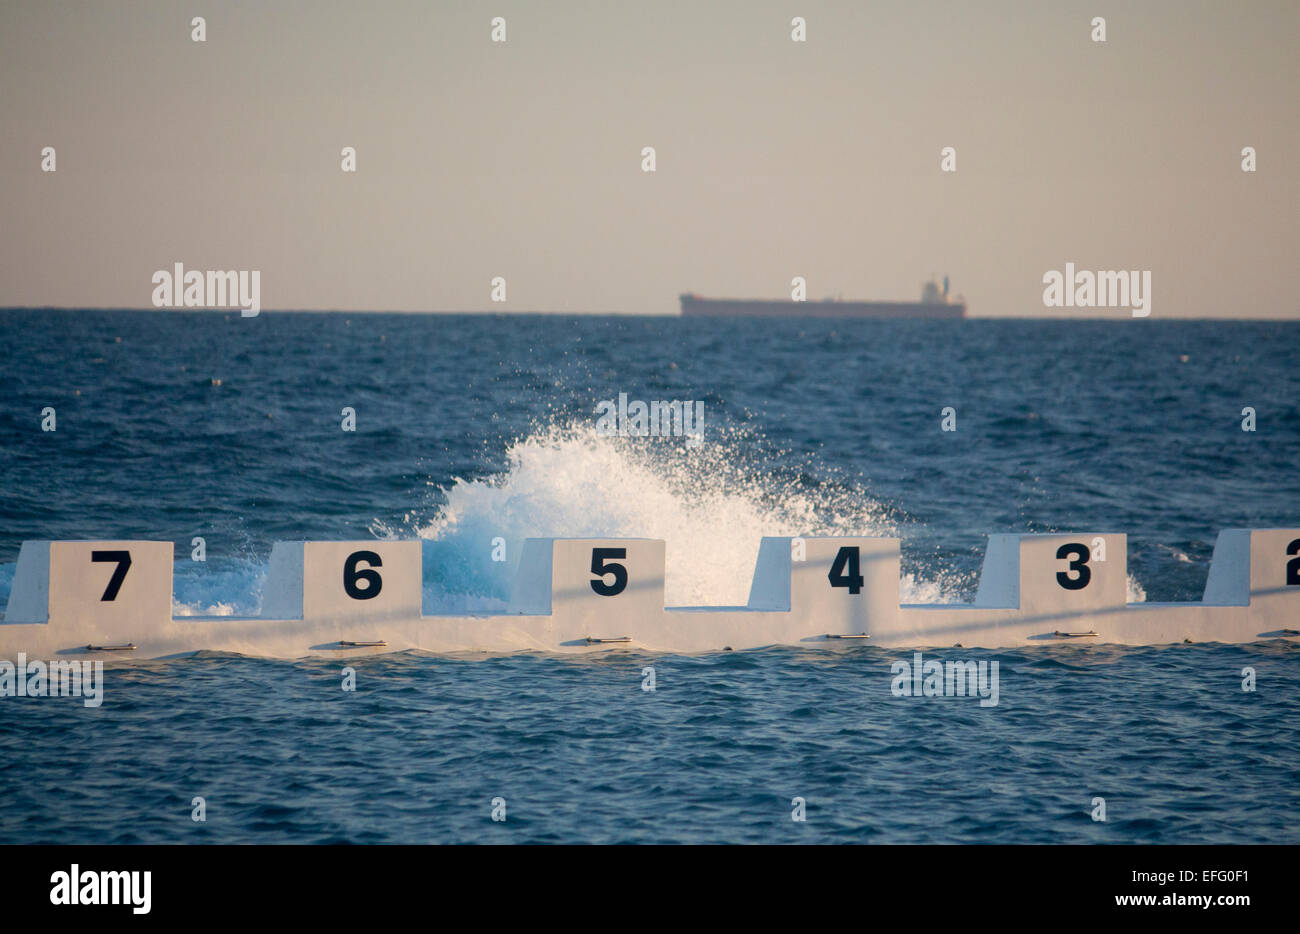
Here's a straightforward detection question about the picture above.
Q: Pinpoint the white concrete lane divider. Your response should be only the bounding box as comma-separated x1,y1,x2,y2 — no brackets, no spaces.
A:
507,538,666,647
261,541,423,648
1012,533,1126,633
892,532,1128,644
748,536,901,640
3,541,173,653
1247,529,1300,634
1202,528,1300,633
2,529,1298,660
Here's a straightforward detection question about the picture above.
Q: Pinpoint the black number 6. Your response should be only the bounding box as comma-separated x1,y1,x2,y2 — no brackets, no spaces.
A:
343,550,383,600
590,548,628,596
1056,543,1092,591
1287,539,1300,586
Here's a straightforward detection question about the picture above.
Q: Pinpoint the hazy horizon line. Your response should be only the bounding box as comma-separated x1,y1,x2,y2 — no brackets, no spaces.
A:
2,306,1297,321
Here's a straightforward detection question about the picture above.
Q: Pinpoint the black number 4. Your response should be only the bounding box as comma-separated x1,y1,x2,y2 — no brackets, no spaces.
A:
828,546,864,595
590,548,628,596
91,550,132,601
1056,543,1092,591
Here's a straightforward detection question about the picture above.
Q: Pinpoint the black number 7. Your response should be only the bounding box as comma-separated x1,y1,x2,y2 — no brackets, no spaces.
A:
91,550,132,601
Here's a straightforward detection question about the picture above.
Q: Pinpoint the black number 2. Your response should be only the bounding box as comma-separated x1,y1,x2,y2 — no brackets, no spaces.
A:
590,548,628,596
1056,543,1091,590
828,546,864,595
91,550,132,601
343,550,384,600
1286,539,1300,586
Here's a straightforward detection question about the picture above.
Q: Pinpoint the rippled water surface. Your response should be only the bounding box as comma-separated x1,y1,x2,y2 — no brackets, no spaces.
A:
1,311,1297,842
1,644,1297,844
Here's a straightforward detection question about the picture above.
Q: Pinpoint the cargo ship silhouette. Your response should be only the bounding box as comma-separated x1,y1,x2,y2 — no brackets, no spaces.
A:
680,276,966,318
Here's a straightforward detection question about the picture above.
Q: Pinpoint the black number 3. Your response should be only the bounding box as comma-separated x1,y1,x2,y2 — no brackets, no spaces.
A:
1056,543,1091,591
1286,539,1300,586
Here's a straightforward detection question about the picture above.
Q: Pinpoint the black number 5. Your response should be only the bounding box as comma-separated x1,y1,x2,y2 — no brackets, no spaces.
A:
590,548,628,596
343,550,384,600
1056,543,1091,591
1287,539,1300,586
91,550,132,601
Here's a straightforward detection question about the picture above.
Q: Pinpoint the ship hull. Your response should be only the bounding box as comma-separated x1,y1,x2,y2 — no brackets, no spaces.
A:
680,296,965,318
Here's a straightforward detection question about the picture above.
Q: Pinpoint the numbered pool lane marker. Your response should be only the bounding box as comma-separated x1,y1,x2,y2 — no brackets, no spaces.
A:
748,536,901,638
972,533,1127,617
261,541,423,625
1203,528,1300,613
509,538,666,645
1247,530,1300,619
3,541,173,651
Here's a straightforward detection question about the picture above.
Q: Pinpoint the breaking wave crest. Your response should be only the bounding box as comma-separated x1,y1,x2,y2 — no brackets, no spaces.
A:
373,421,960,611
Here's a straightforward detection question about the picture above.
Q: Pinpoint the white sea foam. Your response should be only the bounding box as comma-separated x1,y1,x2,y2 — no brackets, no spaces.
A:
378,421,963,609
173,600,239,617
172,561,267,617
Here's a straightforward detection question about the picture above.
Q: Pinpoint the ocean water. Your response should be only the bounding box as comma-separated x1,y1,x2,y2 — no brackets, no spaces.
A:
0,310,1298,843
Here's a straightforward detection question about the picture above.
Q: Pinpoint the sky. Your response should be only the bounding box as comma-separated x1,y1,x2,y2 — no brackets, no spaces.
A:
1,0,1297,317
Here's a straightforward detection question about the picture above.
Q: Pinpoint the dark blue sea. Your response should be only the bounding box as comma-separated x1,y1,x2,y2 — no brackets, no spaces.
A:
1,310,1297,843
